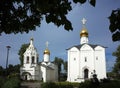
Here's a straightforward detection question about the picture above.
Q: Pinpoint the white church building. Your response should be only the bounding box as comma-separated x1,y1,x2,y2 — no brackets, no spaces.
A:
67,18,107,82
20,38,58,82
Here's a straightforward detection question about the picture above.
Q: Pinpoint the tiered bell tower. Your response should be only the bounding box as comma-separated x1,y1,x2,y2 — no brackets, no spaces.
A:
23,37,38,67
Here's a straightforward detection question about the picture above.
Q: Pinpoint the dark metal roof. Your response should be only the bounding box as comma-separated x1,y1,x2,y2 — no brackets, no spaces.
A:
41,64,54,70
67,43,106,50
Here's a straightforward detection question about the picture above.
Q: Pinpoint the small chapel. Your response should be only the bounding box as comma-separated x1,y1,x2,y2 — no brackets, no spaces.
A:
67,18,107,82
20,39,58,82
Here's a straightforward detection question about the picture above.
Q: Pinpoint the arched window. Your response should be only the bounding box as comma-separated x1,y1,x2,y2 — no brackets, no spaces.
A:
84,69,89,79
32,56,35,64
85,57,87,62
26,56,29,63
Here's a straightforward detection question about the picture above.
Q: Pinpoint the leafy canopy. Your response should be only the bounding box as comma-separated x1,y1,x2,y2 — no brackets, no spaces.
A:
112,45,120,77
0,0,95,34
109,9,120,41
18,43,29,65
0,0,119,41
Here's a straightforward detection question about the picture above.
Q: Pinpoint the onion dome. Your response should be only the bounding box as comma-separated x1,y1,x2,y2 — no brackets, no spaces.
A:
44,48,50,55
30,37,34,41
80,18,88,37
80,28,88,37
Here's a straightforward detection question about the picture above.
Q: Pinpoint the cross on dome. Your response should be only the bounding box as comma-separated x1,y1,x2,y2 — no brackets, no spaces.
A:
46,41,49,48
81,18,87,25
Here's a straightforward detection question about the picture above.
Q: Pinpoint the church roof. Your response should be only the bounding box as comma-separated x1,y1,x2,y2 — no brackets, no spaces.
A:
41,64,54,70
67,44,106,50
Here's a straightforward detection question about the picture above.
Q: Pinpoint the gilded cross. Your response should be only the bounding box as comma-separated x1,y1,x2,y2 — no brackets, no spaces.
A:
81,18,87,25
46,41,49,48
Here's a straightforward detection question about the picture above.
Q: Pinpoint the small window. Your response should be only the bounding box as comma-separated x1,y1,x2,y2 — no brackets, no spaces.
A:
32,56,35,64
85,57,87,62
74,58,76,60
26,56,29,63
96,57,98,60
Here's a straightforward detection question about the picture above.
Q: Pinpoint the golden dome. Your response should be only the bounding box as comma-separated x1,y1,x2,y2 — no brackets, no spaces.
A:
44,48,50,55
80,28,88,37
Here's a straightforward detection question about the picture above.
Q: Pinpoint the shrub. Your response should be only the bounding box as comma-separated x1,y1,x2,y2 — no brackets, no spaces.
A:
41,82,57,88
56,82,73,88
79,80,91,88
100,80,120,88
41,82,75,88
2,77,21,88
0,77,6,88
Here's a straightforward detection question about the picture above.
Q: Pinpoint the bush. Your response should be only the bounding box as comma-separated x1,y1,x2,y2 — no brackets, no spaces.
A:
0,77,6,88
100,80,120,88
79,80,91,88
2,77,21,88
56,82,73,88
41,82,75,88
41,82,57,88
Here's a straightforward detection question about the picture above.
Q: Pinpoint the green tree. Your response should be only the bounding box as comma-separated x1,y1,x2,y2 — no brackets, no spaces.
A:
0,66,4,76
109,9,120,41
2,77,21,88
18,43,29,65
112,45,120,78
0,0,95,34
1,0,119,41
53,57,63,81
63,61,67,72
7,64,20,77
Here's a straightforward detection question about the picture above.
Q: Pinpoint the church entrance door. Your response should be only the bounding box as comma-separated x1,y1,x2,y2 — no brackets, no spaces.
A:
84,69,89,79
25,75,27,80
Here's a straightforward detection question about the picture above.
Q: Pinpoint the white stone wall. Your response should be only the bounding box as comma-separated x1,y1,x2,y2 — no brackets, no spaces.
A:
80,44,94,79
43,54,50,62
67,44,106,82
67,47,80,82
94,46,107,79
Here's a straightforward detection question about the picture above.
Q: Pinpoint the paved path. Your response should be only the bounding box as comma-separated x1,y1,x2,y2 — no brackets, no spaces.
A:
21,82,41,88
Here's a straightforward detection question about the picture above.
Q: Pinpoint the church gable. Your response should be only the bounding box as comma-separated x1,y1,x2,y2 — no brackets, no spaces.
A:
95,45,105,51
80,44,94,51
69,47,80,51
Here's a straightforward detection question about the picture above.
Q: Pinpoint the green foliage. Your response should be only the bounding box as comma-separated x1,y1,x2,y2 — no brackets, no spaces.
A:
0,77,6,88
1,77,21,88
53,57,68,81
73,0,96,7
41,82,57,88
109,9,120,41
112,45,120,78
78,80,120,88
63,61,67,71
6,64,20,76
53,57,64,81
41,82,75,88
18,43,29,65
1,0,119,42
100,80,120,88
0,65,20,88
0,0,96,35
0,66,5,76
79,80,92,88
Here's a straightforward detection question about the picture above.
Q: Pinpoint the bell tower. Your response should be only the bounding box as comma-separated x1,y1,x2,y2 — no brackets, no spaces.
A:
23,37,38,67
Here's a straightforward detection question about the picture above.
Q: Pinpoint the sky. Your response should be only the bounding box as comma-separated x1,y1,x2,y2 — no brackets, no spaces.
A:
0,0,120,72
